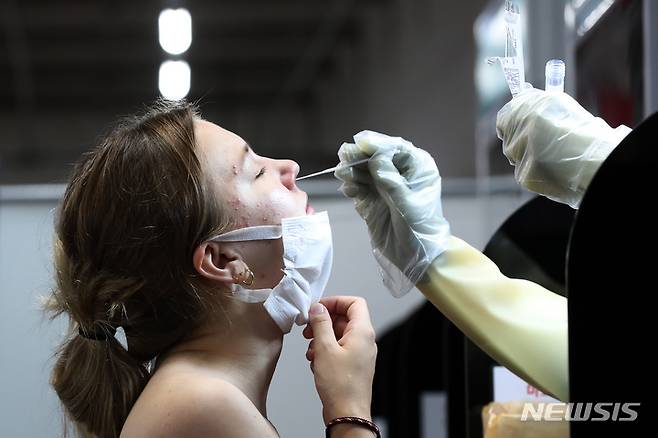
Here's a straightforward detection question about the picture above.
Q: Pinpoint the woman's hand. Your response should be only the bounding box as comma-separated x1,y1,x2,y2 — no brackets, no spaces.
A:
303,296,377,425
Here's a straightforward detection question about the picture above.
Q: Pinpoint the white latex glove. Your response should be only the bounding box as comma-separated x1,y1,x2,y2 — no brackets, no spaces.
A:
335,130,450,297
496,88,631,208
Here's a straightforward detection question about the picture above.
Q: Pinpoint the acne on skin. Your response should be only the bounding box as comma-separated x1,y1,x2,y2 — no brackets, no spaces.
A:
227,197,249,228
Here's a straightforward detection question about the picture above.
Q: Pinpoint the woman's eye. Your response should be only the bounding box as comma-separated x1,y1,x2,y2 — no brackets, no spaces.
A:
256,167,266,179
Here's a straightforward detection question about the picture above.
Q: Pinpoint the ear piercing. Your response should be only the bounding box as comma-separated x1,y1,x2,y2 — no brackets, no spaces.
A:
232,265,255,286
242,269,255,286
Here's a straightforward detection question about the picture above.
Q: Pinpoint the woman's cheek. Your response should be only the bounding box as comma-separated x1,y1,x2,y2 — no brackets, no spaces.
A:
234,186,297,226
264,189,301,223
233,186,262,227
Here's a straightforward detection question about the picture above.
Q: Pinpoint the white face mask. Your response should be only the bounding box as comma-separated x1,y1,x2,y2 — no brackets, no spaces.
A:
209,211,333,334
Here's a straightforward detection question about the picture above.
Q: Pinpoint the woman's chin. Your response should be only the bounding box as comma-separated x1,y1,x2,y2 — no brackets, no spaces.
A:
305,203,315,215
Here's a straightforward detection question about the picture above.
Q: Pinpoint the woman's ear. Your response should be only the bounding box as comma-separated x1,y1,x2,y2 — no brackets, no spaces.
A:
193,242,245,285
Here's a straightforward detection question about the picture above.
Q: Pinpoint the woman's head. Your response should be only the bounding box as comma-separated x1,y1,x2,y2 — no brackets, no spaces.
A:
44,100,305,437
191,119,309,291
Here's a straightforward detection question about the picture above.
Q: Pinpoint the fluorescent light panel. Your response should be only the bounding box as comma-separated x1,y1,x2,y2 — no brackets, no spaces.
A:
159,60,191,100
158,8,192,55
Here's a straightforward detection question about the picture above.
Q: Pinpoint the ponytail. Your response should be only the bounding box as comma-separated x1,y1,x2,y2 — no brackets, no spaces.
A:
48,326,149,438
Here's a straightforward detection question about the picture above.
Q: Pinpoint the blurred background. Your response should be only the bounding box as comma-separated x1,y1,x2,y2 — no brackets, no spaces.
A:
1,0,656,437
0,0,487,184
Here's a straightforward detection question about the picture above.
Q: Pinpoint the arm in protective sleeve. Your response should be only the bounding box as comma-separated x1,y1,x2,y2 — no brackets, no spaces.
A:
335,130,569,400
416,235,569,402
497,88,631,209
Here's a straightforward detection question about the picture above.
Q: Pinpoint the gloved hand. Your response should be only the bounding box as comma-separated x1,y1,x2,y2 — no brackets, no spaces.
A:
496,88,631,208
335,130,450,297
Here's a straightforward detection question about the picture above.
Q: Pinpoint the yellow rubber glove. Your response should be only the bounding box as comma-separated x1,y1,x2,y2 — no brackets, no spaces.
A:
417,236,569,401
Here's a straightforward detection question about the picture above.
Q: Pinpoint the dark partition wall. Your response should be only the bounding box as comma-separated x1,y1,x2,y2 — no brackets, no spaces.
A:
566,111,657,437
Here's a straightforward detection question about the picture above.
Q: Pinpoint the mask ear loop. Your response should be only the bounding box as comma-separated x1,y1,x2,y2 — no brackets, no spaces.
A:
209,224,282,242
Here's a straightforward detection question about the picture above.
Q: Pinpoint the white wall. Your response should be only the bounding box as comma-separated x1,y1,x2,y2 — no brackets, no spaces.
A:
0,184,529,437
0,201,68,437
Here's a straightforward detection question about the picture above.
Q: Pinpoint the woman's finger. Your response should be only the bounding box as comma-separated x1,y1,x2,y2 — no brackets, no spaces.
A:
332,316,348,340
320,296,374,335
306,339,315,362
319,296,372,327
304,313,350,341
303,324,313,339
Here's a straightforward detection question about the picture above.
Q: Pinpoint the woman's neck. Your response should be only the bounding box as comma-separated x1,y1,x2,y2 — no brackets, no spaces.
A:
161,299,284,417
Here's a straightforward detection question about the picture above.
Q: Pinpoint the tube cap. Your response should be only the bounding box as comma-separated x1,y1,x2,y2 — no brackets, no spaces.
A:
545,59,565,92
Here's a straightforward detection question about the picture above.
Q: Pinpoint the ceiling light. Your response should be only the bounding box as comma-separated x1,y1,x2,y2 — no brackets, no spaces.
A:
158,9,192,55
158,60,191,100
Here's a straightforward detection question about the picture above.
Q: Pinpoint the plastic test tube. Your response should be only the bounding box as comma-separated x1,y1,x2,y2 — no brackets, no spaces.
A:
545,59,565,93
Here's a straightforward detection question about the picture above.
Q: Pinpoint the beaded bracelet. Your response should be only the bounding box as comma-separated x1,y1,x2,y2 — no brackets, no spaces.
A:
325,416,381,438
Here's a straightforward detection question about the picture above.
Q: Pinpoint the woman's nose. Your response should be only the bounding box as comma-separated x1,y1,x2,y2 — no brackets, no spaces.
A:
276,159,300,190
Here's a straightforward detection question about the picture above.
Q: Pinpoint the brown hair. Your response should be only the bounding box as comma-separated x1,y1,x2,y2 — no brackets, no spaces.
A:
42,100,233,437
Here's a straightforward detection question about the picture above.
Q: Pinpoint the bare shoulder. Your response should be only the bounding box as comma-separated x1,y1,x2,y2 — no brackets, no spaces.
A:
121,365,278,438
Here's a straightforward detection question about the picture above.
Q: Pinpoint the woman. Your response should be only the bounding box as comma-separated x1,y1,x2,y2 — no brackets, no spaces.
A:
43,101,378,438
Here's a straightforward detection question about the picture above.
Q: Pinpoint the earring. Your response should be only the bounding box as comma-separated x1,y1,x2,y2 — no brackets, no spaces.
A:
231,261,248,283
242,269,255,286
233,272,246,283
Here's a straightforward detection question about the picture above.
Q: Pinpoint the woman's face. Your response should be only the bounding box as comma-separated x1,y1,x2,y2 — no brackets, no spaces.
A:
194,119,314,289
195,119,313,228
